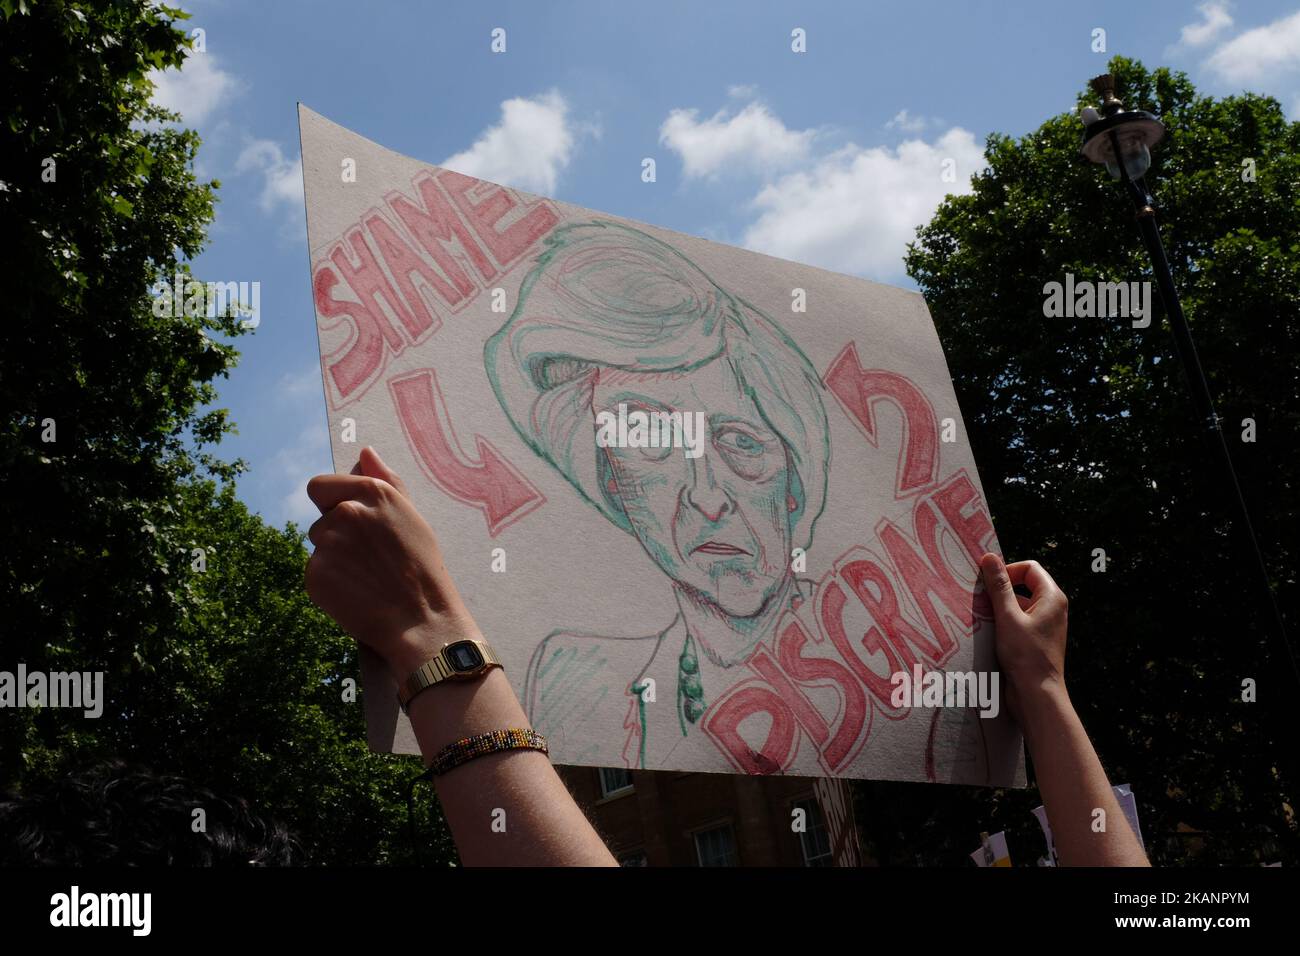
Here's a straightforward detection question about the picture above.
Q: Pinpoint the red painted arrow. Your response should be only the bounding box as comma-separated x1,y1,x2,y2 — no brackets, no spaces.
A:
824,342,940,498
389,369,545,537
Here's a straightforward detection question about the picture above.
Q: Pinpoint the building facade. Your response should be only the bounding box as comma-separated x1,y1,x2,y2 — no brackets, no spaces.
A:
556,766,866,867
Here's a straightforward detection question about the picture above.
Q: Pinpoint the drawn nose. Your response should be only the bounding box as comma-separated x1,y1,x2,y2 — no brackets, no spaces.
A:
686,454,732,522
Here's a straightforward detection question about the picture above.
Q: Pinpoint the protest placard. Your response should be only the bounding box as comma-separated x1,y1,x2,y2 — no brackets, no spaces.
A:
299,105,1024,786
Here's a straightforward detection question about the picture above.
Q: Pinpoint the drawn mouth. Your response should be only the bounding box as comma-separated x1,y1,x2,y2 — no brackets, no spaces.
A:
691,542,751,557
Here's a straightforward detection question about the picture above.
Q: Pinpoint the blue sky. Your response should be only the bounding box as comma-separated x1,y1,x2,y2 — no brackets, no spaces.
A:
152,0,1300,528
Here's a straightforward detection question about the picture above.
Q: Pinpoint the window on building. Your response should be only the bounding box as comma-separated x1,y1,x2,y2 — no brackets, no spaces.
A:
793,798,833,867
618,850,648,867
693,823,738,867
598,767,634,798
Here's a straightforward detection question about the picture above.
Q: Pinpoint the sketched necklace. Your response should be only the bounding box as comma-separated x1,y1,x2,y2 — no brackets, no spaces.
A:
677,633,706,734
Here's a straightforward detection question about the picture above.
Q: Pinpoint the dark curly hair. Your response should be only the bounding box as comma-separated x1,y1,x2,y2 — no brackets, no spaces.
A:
0,760,303,866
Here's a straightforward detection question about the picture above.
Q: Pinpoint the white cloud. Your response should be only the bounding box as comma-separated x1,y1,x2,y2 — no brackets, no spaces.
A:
1179,2,1234,48
441,90,588,195
276,365,324,401
727,84,759,100
235,139,304,214
266,366,331,529
1205,9,1300,84
659,101,817,179
275,425,330,529
148,53,241,125
741,128,987,280
885,109,930,133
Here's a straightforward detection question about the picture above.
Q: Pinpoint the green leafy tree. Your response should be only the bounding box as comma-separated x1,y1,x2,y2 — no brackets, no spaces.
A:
150,481,454,865
880,56,1299,865
0,0,453,863
1,0,236,776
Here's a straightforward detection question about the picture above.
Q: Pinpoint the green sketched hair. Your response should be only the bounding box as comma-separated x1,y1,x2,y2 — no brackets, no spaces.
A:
484,219,830,554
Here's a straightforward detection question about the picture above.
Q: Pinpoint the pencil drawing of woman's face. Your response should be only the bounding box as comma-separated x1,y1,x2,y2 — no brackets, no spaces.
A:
592,358,793,617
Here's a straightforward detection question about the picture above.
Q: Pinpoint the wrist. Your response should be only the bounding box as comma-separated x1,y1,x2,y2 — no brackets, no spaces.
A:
1009,664,1066,707
1017,678,1073,742
385,619,476,683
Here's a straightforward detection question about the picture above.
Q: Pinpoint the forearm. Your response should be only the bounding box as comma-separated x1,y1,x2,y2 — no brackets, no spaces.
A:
1021,685,1149,867
305,453,616,866
405,667,617,866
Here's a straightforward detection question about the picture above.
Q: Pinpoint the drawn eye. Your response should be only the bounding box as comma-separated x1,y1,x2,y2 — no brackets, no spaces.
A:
636,440,673,462
714,428,779,480
719,431,763,455
715,428,767,456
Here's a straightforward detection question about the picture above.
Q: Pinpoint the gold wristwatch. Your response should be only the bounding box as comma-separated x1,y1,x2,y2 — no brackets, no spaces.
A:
397,639,502,714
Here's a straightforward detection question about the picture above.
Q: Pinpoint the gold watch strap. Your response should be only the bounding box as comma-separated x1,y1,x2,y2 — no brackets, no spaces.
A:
398,639,501,714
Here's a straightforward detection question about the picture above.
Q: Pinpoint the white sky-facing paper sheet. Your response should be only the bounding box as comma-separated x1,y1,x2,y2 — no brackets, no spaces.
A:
299,105,1025,787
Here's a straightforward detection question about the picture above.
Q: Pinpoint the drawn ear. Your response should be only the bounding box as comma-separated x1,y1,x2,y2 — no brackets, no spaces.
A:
533,356,595,390
784,446,804,526
597,447,627,517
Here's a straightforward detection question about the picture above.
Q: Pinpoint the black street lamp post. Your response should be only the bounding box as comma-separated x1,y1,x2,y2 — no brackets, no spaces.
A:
1080,74,1299,842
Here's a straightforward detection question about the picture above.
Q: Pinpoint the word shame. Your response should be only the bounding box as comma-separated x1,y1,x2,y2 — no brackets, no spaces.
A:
313,167,560,406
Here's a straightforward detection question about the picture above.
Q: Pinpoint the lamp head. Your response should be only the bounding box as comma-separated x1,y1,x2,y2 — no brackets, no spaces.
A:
1080,74,1165,180
1089,74,1124,117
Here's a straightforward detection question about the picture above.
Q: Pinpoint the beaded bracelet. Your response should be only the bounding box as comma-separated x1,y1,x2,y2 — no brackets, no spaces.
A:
428,728,549,776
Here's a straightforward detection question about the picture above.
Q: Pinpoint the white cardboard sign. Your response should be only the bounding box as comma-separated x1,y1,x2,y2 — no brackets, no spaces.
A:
299,105,1025,787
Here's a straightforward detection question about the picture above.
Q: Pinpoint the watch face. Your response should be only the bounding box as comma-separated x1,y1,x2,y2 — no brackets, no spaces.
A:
446,640,485,673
